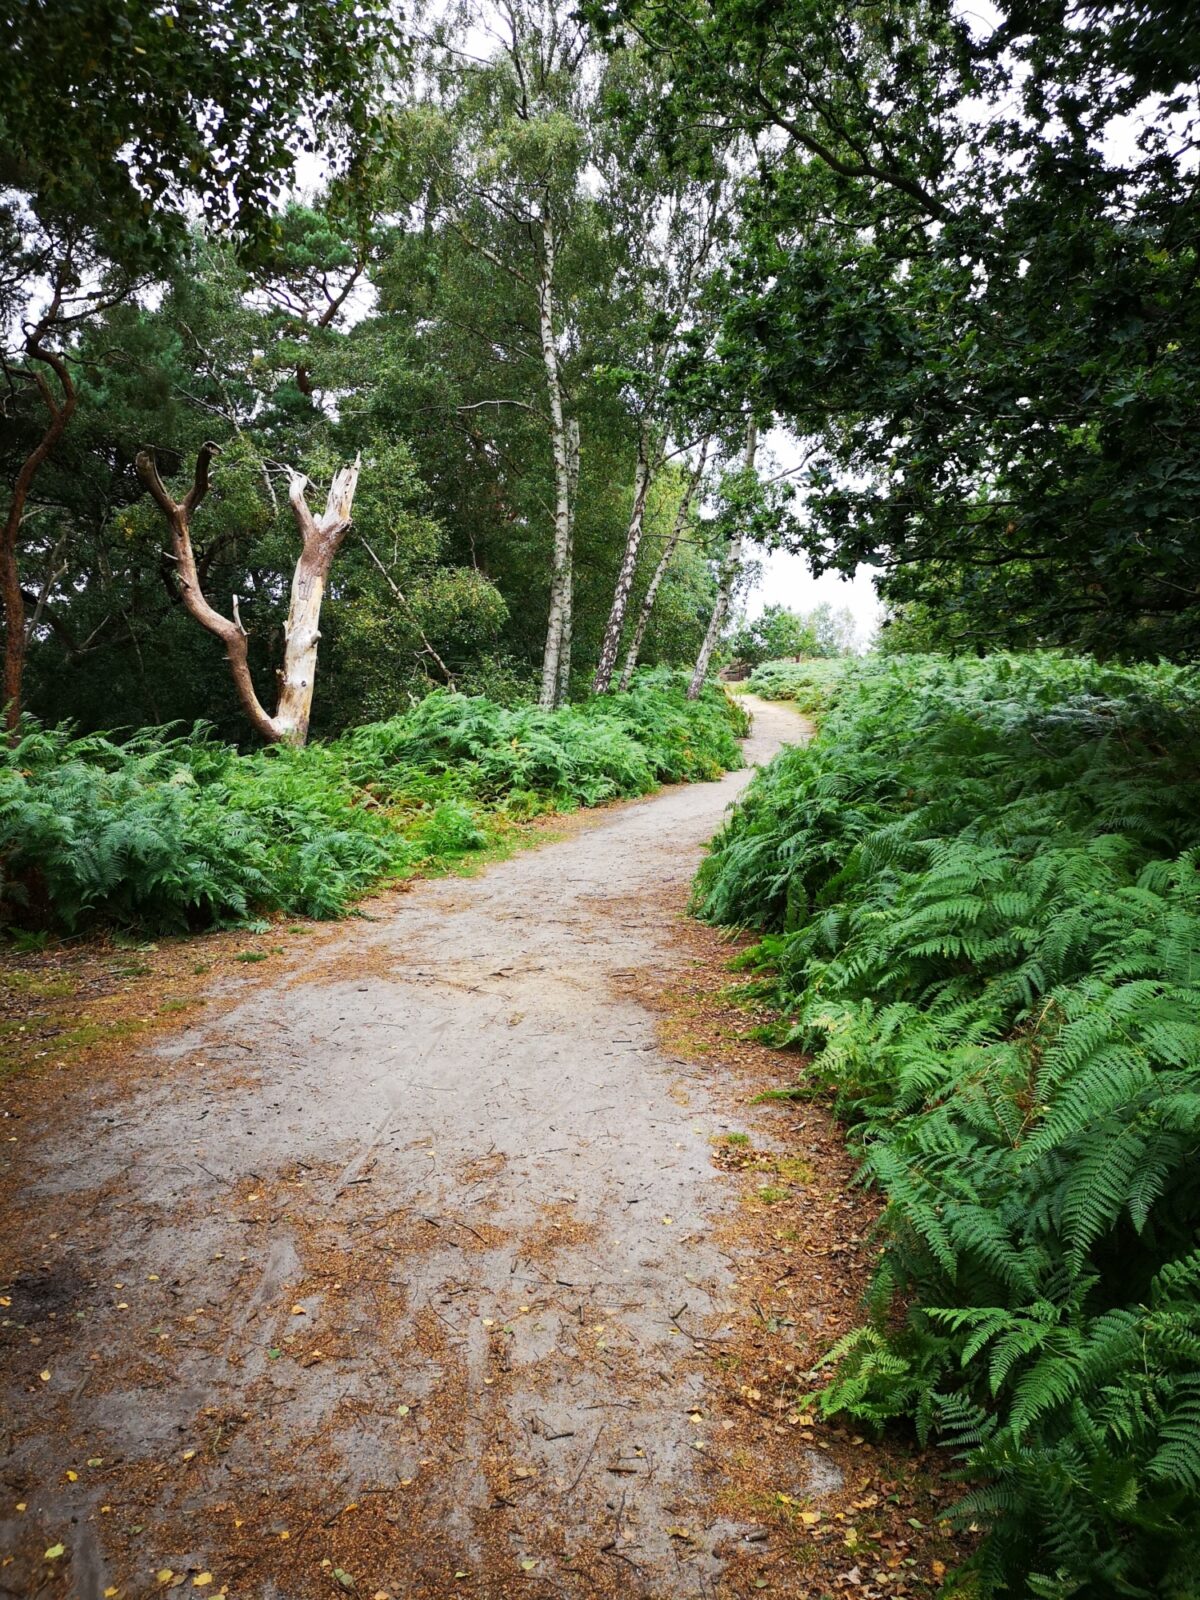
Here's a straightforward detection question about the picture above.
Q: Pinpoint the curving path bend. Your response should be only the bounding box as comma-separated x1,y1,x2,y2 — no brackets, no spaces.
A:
0,696,818,1600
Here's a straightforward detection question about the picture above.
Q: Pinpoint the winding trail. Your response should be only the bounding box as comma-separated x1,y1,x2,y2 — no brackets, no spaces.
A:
1,696,822,1600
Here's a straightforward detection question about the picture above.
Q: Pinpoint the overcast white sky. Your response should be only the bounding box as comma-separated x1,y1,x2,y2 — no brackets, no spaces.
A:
738,426,884,647
744,550,884,645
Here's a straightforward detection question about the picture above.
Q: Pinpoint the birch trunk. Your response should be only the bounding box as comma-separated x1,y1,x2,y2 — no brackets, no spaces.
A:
536,213,575,711
688,419,758,701
136,444,361,745
592,426,654,694
619,437,709,691
554,418,580,707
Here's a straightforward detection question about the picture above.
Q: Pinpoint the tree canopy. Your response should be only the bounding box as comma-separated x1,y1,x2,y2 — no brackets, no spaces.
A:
583,0,1200,658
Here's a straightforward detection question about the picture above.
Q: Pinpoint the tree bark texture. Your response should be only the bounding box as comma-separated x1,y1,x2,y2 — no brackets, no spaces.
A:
536,213,575,711
2,334,78,733
554,418,581,707
688,420,757,701
135,444,361,745
619,437,709,691
592,425,655,694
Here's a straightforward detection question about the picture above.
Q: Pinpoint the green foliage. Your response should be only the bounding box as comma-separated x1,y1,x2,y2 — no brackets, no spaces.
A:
745,657,850,715
695,652,1200,1596
728,603,857,667
0,674,744,933
584,0,1200,660
0,0,401,265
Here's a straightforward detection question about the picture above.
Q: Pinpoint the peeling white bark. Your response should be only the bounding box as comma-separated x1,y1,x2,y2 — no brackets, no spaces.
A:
688,420,757,701
555,418,581,706
592,425,656,694
537,213,576,711
136,445,361,745
619,437,709,691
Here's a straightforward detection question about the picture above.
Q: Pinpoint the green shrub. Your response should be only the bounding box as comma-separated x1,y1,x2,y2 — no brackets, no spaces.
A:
695,652,1200,1598
0,672,744,933
745,656,850,715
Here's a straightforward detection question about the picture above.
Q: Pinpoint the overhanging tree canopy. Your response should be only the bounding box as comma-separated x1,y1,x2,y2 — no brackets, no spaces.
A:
582,0,1200,657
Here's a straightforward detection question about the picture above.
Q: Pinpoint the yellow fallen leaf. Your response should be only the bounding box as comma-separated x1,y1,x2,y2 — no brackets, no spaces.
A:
193,1575,213,1589
39,1370,51,1382
290,1305,306,1316
661,1216,674,1225
15,1503,26,1513
519,1558,537,1572
65,1470,78,1482
182,1450,196,1461
932,1560,947,1579
800,1510,821,1526
156,1573,174,1586
105,1588,120,1597
278,1531,289,1541
44,1545,65,1561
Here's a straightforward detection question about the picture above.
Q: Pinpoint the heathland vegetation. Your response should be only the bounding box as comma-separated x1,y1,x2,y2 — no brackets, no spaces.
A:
4,0,1199,1593
698,654,1200,1596
1,673,744,931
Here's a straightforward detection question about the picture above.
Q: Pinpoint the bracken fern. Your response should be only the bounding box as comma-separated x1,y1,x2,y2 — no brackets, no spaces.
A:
695,652,1200,1597
0,671,745,933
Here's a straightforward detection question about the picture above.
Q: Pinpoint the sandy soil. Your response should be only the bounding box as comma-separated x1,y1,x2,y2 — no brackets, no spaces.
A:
0,698,960,1600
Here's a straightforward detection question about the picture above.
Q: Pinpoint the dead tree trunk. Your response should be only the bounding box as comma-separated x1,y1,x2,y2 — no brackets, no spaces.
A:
688,419,757,701
592,424,656,694
619,437,709,691
136,443,361,745
537,213,576,711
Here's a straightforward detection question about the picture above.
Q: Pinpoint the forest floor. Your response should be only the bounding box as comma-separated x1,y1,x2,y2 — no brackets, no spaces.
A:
0,697,968,1600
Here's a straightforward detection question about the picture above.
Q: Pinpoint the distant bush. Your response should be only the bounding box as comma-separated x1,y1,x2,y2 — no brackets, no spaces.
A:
0,672,745,933
695,652,1200,1598
745,657,850,715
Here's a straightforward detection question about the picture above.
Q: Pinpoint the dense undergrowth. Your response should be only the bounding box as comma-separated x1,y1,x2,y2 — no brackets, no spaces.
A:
0,671,746,933
696,653,1200,1598
744,656,849,714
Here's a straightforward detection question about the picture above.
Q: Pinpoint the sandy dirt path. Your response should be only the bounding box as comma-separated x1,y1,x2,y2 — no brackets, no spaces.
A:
1,696,826,1600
